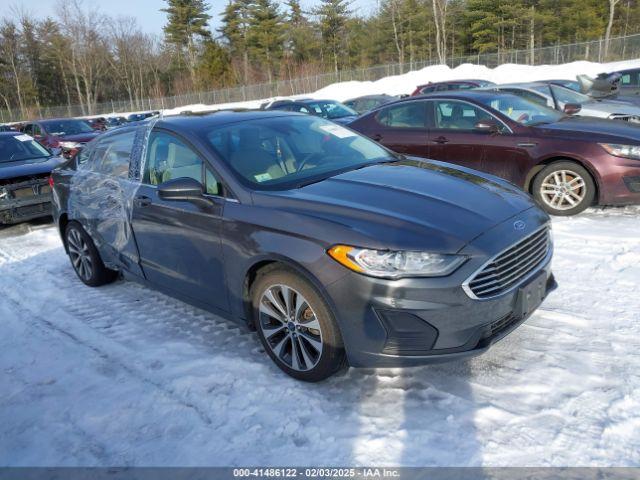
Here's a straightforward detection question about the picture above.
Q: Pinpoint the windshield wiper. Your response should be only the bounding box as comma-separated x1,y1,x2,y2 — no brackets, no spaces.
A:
294,158,400,189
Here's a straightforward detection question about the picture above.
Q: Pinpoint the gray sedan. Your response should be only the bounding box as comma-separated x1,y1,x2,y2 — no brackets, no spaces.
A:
486,82,640,123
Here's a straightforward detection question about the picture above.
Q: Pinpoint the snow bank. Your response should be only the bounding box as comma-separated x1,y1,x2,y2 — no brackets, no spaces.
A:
159,58,640,116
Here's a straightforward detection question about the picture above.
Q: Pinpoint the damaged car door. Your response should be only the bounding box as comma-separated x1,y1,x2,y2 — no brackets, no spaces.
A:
68,129,143,275
130,129,230,313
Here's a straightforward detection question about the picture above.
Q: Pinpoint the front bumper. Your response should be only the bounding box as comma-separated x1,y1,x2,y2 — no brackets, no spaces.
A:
325,208,556,368
0,179,52,224
598,155,640,205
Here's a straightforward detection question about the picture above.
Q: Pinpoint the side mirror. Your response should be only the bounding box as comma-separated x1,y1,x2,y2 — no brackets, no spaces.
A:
158,177,206,203
563,103,582,115
474,120,501,134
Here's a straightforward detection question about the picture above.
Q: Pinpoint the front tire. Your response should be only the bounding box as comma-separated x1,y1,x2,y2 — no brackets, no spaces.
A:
532,161,596,216
65,222,118,287
251,267,346,382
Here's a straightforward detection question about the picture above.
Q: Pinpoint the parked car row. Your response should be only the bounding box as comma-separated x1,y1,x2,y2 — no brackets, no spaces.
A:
0,110,159,225
260,68,640,216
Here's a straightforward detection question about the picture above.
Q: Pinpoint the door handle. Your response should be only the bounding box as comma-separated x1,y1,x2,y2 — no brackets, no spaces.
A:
134,195,152,207
372,133,383,141
432,136,449,144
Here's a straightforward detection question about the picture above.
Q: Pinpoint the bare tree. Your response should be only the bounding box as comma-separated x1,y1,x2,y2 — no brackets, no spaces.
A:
431,0,447,65
604,0,621,60
57,0,110,114
389,0,405,66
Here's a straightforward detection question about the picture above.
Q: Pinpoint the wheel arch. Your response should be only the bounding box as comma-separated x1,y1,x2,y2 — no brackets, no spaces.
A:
241,254,340,332
525,156,601,203
58,213,70,252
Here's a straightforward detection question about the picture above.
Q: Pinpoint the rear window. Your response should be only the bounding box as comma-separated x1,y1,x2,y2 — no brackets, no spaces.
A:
90,130,136,178
0,134,50,163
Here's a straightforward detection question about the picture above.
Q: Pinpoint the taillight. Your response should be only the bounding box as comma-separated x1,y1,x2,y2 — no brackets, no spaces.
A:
48,176,54,188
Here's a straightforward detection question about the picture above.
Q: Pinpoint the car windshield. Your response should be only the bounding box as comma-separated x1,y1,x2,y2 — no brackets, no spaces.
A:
0,134,51,162
204,115,396,190
41,119,93,136
549,84,591,105
305,101,358,119
477,94,564,126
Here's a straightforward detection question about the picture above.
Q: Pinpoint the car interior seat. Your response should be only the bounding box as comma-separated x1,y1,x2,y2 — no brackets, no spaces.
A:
162,142,202,183
229,127,287,181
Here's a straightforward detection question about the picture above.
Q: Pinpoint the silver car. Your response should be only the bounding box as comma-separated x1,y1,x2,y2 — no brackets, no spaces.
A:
486,82,640,123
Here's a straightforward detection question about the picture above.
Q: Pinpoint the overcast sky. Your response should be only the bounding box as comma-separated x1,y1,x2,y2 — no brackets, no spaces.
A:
7,0,379,36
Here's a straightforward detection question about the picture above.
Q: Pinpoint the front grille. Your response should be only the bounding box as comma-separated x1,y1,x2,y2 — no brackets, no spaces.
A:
488,314,518,337
610,114,640,123
467,227,551,299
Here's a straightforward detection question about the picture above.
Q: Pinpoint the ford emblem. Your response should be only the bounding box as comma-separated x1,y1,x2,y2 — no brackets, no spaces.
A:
513,220,526,231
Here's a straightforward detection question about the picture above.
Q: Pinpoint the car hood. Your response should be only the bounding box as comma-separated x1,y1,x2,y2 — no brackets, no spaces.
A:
580,99,640,116
0,156,66,181
254,160,538,253
55,132,100,143
535,116,640,143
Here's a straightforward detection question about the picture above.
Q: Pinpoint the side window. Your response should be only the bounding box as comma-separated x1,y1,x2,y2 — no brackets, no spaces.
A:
92,130,135,178
205,168,221,196
376,102,427,128
420,86,436,94
144,131,204,186
23,124,33,135
33,124,43,136
505,89,550,108
621,71,638,86
76,145,93,167
433,100,493,131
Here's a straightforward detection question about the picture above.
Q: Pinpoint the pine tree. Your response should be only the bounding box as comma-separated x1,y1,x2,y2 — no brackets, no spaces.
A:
220,0,253,84
248,0,285,83
161,0,212,86
313,0,352,73
285,0,319,64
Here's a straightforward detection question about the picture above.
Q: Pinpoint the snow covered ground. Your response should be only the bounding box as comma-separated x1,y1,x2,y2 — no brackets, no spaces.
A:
1,206,639,467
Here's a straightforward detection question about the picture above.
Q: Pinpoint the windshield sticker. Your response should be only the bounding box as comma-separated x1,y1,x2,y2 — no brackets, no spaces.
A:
319,124,357,138
15,134,34,142
254,172,272,182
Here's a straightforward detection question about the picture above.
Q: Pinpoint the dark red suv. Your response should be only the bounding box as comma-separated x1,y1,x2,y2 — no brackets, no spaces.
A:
349,91,640,215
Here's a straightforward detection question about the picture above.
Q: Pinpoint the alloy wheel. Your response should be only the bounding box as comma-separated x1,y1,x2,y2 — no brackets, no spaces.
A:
539,169,587,211
258,284,323,372
67,228,93,282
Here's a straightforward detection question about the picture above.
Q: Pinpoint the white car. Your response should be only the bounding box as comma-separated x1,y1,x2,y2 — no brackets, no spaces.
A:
486,82,640,123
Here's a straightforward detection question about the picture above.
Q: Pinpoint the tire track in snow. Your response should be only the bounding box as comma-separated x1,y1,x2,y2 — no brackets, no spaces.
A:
3,292,216,427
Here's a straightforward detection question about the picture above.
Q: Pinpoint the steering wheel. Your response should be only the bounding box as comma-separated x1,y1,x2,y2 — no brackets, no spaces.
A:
516,112,530,123
296,152,322,173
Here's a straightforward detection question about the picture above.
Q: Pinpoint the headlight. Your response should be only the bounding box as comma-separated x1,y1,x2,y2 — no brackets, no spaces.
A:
58,141,81,149
327,245,466,279
600,143,640,160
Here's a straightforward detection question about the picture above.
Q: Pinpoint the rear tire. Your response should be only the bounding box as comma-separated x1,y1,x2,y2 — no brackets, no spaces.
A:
251,267,346,382
65,222,118,287
532,161,596,216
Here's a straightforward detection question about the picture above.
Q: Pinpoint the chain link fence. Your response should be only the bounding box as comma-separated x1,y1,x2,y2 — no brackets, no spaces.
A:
3,33,640,124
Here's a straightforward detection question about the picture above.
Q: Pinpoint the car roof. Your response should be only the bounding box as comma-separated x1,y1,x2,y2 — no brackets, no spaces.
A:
492,82,548,89
416,79,491,88
0,131,20,137
154,109,303,130
346,94,392,101
410,89,510,101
